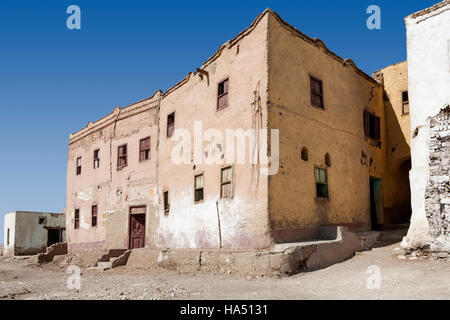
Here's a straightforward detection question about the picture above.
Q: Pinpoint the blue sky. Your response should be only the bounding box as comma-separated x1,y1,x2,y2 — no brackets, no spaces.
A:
0,0,437,239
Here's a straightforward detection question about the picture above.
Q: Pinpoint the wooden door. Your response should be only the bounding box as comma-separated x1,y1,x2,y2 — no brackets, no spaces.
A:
129,209,146,249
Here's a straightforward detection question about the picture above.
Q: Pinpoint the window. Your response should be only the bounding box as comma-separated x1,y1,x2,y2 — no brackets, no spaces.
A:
167,112,175,138
39,217,45,224
139,137,151,161
74,209,80,229
363,110,381,141
325,153,331,167
301,147,309,161
164,190,170,214
76,157,82,175
194,174,204,202
310,76,324,109
117,144,127,168
217,78,229,110
91,205,97,227
7,228,10,246
402,91,409,115
315,167,329,199
221,166,233,198
93,149,100,169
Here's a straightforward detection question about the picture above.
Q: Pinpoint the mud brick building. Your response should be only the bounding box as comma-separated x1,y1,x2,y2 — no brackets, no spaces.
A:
65,7,441,261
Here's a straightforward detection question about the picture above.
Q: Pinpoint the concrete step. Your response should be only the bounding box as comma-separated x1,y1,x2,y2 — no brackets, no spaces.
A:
96,261,113,270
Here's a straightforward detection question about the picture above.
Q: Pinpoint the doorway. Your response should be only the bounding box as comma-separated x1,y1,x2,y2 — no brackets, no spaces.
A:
47,229,62,246
370,177,382,230
129,206,146,249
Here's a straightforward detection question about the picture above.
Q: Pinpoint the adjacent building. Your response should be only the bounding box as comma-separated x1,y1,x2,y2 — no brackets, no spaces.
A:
3,211,65,256
402,0,450,252
66,9,414,259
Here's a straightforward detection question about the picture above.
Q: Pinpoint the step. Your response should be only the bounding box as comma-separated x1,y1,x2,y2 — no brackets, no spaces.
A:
96,261,113,270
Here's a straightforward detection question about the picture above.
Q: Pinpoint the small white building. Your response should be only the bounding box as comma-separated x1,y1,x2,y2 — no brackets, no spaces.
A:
3,211,66,256
403,0,450,251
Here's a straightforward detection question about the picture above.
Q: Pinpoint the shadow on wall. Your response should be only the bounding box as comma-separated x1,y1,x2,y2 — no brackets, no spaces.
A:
383,94,412,226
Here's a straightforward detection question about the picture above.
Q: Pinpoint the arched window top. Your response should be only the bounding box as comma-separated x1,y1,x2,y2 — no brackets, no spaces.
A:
301,147,309,161
325,153,331,167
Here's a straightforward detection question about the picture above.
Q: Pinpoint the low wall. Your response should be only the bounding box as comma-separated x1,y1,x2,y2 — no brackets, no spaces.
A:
126,227,377,277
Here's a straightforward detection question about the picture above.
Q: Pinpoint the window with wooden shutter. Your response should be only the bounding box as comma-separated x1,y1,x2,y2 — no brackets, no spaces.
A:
364,110,381,141
217,79,229,110
194,174,204,202
315,167,329,199
402,91,409,115
310,76,324,109
91,205,97,227
363,110,370,137
221,166,233,198
167,113,175,138
74,209,80,229
76,157,82,175
117,144,127,168
139,137,150,161
374,116,381,140
93,149,100,169
164,190,169,214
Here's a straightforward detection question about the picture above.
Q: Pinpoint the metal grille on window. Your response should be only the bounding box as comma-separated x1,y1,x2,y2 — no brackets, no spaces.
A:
221,166,232,198
195,174,204,202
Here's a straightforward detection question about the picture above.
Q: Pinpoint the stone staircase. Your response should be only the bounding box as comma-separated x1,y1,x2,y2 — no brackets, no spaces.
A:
88,249,131,271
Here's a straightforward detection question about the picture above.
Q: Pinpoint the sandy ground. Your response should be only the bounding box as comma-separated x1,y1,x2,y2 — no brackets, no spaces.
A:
0,240,449,300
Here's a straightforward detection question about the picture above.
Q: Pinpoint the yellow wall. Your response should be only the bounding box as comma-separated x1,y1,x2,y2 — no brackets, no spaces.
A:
267,12,386,242
375,61,411,224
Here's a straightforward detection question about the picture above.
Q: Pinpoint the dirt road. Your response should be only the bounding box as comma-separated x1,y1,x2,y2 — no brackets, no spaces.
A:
0,241,449,300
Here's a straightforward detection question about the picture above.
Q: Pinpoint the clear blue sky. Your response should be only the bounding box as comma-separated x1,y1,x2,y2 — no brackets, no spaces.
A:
0,0,437,239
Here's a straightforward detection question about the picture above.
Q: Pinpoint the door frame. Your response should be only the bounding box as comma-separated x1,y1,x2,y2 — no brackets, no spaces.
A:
369,176,383,230
128,206,147,250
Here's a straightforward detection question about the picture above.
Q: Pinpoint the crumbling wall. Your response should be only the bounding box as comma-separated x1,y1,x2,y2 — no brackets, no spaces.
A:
425,106,450,252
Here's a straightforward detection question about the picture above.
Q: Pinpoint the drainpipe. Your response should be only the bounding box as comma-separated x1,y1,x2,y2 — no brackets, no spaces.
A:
216,200,223,249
